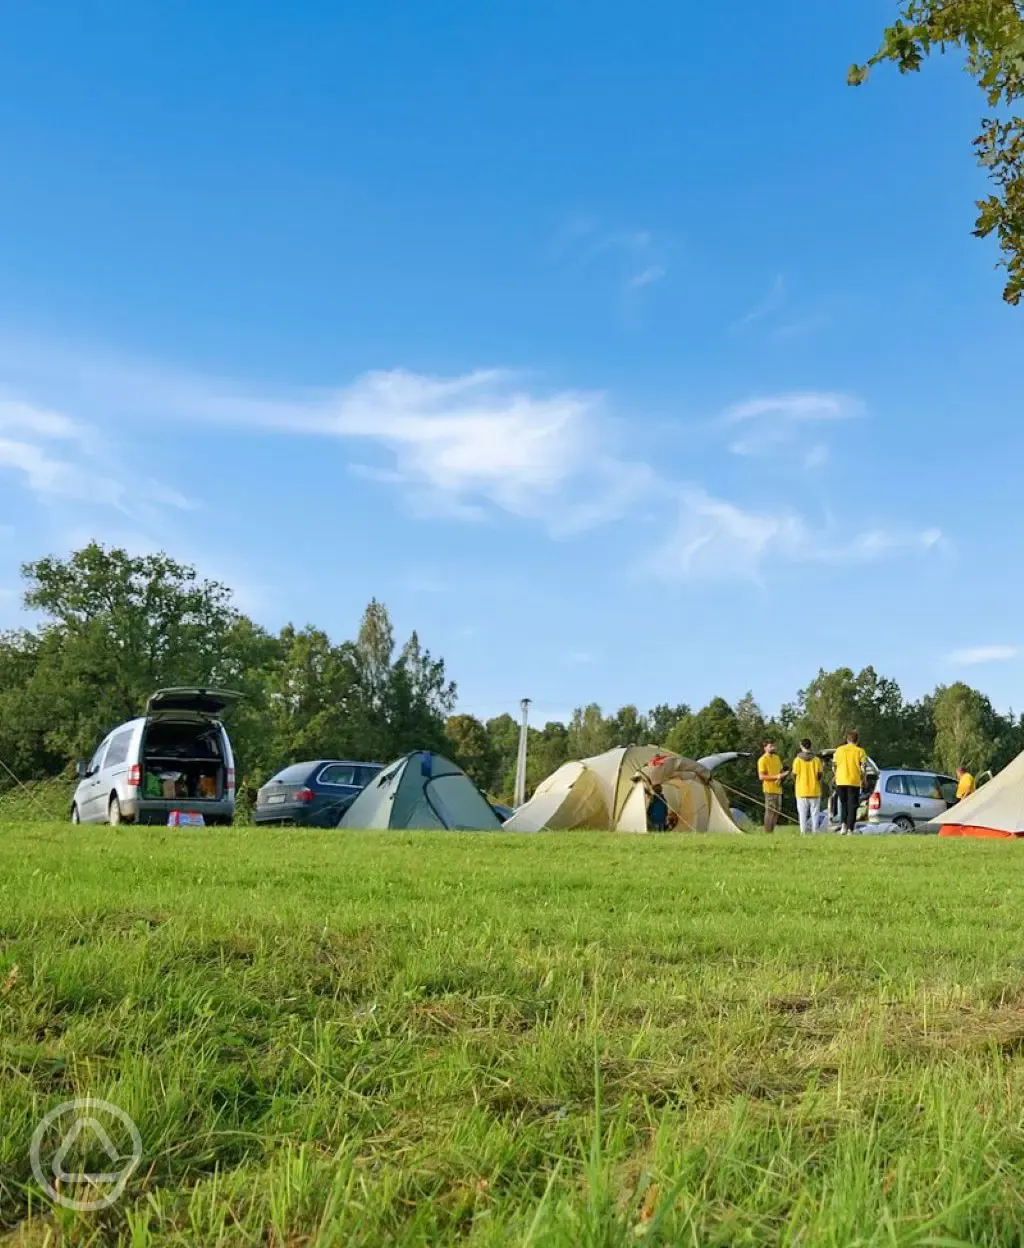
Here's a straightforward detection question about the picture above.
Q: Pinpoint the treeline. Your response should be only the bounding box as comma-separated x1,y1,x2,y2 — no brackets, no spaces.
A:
1,544,1021,809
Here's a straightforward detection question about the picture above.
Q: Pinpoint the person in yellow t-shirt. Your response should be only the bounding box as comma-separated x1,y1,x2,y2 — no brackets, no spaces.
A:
791,738,823,836
757,740,788,834
955,767,976,801
832,730,867,835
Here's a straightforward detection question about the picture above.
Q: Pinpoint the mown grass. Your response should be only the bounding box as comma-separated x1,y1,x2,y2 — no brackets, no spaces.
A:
2,825,1024,1245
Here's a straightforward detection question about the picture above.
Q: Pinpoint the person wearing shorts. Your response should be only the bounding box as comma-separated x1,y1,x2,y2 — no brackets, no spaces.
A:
757,741,787,833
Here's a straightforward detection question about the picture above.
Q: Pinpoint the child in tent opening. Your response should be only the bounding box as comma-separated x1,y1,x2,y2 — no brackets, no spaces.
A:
757,741,788,834
647,784,668,832
791,738,823,836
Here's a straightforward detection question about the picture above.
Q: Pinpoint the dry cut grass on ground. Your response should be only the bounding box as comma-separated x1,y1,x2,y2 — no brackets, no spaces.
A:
2,824,1024,1245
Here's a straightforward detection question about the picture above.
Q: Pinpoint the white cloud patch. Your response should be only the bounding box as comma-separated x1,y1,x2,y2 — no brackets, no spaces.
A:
723,391,862,458
645,488,943,585
552,216,670,293
0,388,192,520
731,274,787,332
948,645,1018,665
628,265,666,289
0,333,948,587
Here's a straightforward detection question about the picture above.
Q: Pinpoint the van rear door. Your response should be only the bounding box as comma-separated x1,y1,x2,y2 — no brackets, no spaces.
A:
145,688,242,719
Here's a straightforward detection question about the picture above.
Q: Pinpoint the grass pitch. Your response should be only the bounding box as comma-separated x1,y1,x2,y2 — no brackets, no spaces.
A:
2,824,1024,1245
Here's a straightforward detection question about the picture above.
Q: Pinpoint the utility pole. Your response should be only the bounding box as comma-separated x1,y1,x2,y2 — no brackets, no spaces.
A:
513,697,531,808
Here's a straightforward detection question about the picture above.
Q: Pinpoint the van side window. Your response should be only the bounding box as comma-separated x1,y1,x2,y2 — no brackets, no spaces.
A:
88,741,109,774
104,729,134,769
885,775,908,795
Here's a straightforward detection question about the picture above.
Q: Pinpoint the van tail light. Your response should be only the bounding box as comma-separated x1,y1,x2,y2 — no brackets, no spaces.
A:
868,791,881,811
227,768,235,794
294,787,314,803
127,764,141,789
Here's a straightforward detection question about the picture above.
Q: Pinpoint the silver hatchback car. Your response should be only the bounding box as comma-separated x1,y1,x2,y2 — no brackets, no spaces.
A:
867,768,958,831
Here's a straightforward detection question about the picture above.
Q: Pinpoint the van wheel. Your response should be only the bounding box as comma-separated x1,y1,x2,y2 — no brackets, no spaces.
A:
71,804,80,825
893,815,915,833
108,795,123,826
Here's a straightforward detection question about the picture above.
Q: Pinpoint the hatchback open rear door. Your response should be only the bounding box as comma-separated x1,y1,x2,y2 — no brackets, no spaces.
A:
145,688,243,718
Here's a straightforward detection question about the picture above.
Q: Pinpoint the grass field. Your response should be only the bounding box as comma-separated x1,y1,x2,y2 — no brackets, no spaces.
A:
3,825,1024,1245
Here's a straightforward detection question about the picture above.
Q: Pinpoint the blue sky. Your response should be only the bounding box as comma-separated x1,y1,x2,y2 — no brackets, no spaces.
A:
1,0,1022,729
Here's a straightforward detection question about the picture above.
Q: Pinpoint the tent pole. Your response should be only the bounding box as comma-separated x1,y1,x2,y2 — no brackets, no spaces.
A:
513,698,531,808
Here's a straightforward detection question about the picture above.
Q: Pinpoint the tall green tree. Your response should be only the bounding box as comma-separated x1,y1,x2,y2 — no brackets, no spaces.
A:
648,702,691,745
445,714,495,791
606,705,650,746
931,681,1006,773
567,703,612,759
665,697,739,760
16,543,243,761
850,0,1024,304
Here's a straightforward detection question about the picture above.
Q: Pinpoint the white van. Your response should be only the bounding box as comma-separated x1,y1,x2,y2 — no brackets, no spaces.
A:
72,688,241,826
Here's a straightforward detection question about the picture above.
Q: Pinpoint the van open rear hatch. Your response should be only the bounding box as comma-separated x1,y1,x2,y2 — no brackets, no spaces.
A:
139,688,241,811
145,688,242,719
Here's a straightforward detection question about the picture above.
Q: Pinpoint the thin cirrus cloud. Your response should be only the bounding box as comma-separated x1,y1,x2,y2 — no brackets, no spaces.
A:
948,645,1018,665
643,488,943,586
551,216,670,292
730,274,787,332
0,391,192,517
722,391,863,459
0,334,947,585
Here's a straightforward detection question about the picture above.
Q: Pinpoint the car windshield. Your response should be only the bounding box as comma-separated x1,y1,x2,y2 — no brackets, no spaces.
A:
268,763,317,785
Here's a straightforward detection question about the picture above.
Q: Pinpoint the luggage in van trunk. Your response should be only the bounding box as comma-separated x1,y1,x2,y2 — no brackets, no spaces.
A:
141,720,225,802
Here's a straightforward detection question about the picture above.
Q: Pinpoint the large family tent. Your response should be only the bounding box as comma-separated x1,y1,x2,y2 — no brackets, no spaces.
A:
933,751,1024,839
338,751,502,830
503,745,744,834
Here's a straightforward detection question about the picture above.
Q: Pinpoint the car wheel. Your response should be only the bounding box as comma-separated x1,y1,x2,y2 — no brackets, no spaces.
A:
893,815,915,833
108,795,123,826
71,804,80,825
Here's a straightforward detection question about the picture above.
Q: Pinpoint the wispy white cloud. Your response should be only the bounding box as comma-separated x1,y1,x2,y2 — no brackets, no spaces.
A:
0,346,654,536
948,645,1018,665
628,265,666,289
644,488,943,586
723,391,863,458
0,333,947,587
0,387,192,519
723,391,860,426
803,444,829,470
730,274,786,332
551,216,670,294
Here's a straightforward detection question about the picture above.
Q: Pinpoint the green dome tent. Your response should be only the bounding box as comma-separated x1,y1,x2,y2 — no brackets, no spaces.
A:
338,751,502,830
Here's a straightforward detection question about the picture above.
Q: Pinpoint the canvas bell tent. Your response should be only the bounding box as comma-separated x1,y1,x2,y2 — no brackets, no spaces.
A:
503,745,743,834
933,751,1024,839
338,751,502,830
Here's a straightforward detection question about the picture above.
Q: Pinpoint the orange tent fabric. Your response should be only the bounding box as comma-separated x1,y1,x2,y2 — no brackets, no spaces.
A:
938,825,1023,840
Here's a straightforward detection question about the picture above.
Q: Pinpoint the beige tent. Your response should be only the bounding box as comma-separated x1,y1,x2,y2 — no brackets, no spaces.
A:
933,751,1024,838
503,745,744,834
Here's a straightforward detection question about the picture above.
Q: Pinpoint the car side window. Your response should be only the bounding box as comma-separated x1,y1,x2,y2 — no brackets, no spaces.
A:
88,741,109,774
939,779,958,804
104,729,133,769
908,774,942,799
886,775,908,795
320,764,362,786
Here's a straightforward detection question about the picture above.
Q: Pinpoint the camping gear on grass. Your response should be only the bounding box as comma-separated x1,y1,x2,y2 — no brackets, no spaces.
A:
503,745,744,834
931,750,1024,838
167,810,205,827
338,751,502,830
